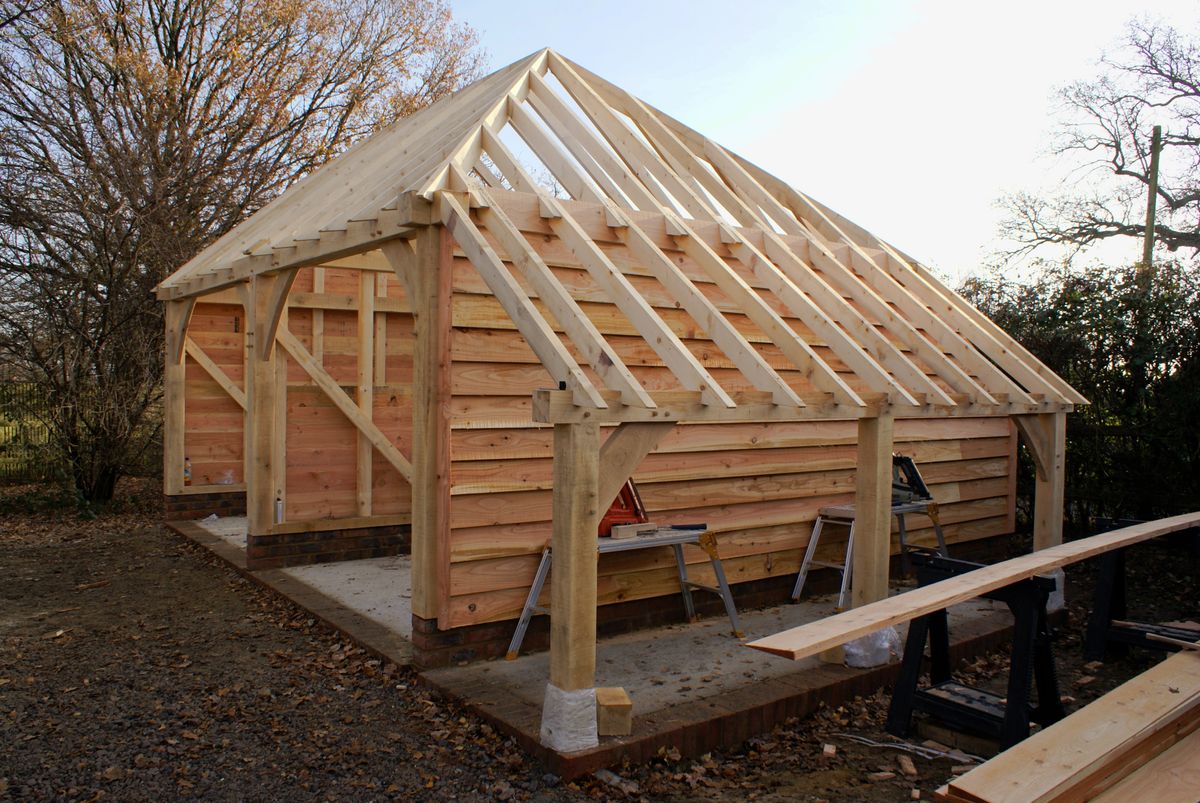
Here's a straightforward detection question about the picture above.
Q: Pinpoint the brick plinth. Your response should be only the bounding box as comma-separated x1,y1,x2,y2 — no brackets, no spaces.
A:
164,490,246,520
244,525,411,570
412,533,1019,669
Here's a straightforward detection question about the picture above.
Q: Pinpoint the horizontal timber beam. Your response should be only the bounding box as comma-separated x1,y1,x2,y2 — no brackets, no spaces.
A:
747,512,1200,662
532,389,1072,424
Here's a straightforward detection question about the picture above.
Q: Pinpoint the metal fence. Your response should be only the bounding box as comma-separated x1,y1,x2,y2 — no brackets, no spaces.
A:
0,382,55,483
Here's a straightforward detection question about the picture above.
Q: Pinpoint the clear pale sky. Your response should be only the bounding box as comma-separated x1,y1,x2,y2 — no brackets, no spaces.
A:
451,0,1197,282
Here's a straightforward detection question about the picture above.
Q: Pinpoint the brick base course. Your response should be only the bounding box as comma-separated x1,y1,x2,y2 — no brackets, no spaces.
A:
164,490,246,519
411,534,1020,669
246,525,411,570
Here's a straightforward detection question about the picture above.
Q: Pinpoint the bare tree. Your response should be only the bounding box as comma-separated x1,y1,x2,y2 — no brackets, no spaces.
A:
1002,19,1200,258
0,0,482,502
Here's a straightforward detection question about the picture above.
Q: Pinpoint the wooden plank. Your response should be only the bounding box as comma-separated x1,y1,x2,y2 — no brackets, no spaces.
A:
1093,722,1200,801
476,186,655,408
747,512,1200,661
550,421,600,691
276,328,412,483
596,422,675,509
526,70,660,211
853,414,894,608
947,651,1200,803
439,191,608,409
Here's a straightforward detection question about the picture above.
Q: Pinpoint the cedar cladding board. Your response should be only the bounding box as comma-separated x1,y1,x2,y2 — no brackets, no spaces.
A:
157,48,1080,636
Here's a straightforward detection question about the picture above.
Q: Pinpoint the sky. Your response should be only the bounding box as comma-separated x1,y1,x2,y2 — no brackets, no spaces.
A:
450,0,1198,283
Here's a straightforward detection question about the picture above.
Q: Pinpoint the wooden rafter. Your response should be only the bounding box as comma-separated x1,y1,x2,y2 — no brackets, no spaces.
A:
439,190,608,408
164,47,1084,425
474,183,655,409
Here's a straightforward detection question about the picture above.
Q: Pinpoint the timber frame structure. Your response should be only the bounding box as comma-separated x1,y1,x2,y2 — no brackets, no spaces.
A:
159,50,1082,746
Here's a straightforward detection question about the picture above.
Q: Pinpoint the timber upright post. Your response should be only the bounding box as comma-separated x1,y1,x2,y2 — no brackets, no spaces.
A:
388,224,451,627
1016,413,1067,551
830,411,896,667
853,412,895,608
163,299,193,495
245,273,284,536
540,420,601,751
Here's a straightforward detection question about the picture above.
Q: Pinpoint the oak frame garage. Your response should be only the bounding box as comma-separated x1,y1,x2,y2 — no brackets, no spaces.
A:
158,49,1082,743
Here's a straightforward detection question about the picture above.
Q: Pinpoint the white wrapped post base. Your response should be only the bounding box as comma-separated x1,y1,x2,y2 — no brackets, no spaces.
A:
844,625,902,667
1045,568,1066,613
540,684,599,752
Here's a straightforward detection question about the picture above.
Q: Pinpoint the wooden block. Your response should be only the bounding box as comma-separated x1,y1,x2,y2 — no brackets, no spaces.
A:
610,522,656,540
821,743,837,758
596,686,633,736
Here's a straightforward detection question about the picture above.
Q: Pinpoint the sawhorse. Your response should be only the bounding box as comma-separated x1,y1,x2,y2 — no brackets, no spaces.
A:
505,527,744,660
1084,520,1200,660
886,554,1065,749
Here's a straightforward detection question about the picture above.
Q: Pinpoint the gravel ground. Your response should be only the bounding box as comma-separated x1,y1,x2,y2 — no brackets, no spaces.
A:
1,480,1195,802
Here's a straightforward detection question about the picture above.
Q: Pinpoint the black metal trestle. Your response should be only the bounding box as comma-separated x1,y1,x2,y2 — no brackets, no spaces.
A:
885,554,1066,749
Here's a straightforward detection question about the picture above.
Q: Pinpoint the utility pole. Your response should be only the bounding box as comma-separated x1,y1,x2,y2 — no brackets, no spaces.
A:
1142,124,1162,271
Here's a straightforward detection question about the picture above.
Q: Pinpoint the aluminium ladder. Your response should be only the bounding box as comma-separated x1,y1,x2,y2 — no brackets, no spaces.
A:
791,500,949,610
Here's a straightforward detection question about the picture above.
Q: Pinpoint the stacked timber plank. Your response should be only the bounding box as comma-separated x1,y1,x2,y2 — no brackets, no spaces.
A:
939,651,1200,801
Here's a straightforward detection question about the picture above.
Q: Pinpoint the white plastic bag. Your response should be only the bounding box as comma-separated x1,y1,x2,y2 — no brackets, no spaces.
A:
844,625,902,667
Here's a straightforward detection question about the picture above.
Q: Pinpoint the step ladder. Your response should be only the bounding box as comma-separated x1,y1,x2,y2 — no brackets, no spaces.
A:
791,501,949,610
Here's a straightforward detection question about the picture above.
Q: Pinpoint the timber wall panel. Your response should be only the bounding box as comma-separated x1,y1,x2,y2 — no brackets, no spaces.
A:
281,265,415,524
182,301,245,487
442,228,1019,628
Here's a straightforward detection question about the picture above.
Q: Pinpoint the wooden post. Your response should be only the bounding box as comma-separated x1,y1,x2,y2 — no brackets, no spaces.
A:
550,420,601,691
163,299,193,495
356,271,375,516
1029,413,1067,551
393,229,451,622
541,420,601,751
853,412,894,608
246,273,284,535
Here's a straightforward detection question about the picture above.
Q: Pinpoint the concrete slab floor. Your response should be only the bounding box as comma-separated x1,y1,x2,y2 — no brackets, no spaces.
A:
424,594,1004,718
194,515,413,639
174,513,1015,776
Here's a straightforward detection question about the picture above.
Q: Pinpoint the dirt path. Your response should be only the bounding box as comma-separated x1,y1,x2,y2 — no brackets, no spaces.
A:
1,484,1195,801
0,501,583,801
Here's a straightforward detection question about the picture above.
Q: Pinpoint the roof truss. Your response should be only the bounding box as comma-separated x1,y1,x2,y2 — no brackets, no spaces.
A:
160,48,1083,422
